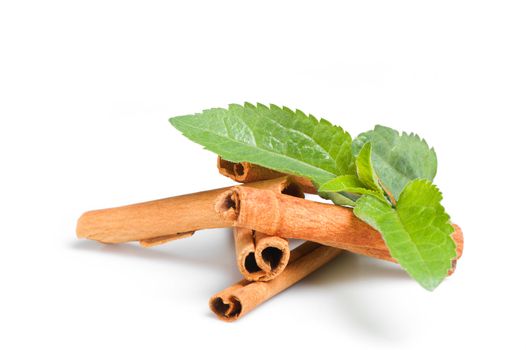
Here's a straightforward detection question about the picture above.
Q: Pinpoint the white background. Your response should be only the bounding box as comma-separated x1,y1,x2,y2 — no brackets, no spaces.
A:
1,1,525,349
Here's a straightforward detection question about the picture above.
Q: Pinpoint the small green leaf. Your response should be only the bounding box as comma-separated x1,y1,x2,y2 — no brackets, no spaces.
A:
354,179,456,291
352,125,437,201
356,142,383,193
319,191,357,206
170,103,354,186
319,175,363,192
319,175,387,202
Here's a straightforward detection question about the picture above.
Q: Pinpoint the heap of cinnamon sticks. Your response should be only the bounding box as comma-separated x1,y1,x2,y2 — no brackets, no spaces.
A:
77,157,464,321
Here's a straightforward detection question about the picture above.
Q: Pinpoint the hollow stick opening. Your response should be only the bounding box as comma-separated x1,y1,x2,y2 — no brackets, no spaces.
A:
233,228,291,282
254,231,289,274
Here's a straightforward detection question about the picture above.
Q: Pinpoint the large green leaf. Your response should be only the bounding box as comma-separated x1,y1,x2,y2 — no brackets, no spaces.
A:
170,103,354,186
354,179,456,291
352,125,437,201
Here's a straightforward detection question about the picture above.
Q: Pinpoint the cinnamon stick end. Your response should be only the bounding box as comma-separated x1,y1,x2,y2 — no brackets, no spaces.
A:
452,224,464,260
236,241,269,282
448,224,464,275
76,211,100,241
217,157,238,181
209,296,242,322
253,236,290,281
239,248,290,282
214,189,240,221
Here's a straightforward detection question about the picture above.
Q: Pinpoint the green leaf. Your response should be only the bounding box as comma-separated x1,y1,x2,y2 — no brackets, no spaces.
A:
319,175,387,202
319,191,357,206
352,125,437,201
355,142,383,194
170,103,354,186
354,179,456,291
318,175,362,192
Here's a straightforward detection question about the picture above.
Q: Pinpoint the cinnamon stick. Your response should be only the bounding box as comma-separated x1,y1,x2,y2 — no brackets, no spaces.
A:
215,186,464,263
210,241,343,321
217,157,317,194
76,178,302,246
76,187,235,244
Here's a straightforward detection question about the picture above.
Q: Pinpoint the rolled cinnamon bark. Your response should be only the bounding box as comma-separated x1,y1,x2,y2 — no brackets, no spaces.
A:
76,178,303,247
217,157,317,194
76,187,235,243
234,228,291,282
215,186,464,263
210,241,343,322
